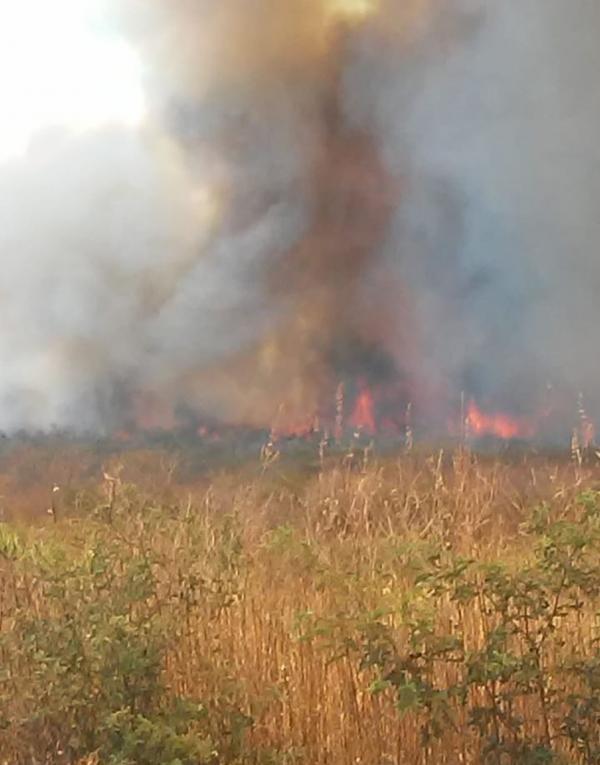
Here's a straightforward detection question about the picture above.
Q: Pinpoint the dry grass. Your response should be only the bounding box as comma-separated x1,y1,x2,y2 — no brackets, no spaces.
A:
1,443,600,763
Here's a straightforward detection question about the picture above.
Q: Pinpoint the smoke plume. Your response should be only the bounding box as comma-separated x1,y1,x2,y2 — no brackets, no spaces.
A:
344,0,600,420
1,0,599,435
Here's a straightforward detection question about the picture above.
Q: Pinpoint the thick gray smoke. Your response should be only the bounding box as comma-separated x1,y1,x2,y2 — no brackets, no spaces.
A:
344,0,600,417
1,0,599,434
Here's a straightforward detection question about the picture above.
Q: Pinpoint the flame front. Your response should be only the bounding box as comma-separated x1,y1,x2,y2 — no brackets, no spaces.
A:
466,401,534,441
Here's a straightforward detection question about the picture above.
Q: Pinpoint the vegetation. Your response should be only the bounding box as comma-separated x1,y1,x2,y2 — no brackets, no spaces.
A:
1,444,600,763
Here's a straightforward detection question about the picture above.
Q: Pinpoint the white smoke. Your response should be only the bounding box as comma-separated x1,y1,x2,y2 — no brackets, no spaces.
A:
0,127,196,430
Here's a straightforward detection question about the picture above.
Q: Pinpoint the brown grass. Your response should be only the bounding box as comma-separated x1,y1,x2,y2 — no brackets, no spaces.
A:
1,443,600,763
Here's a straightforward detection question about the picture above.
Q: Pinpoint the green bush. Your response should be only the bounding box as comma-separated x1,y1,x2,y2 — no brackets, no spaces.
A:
0,503,254,764
298,491,600,763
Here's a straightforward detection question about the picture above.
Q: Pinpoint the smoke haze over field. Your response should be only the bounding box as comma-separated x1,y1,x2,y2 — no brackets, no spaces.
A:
1,0,599,435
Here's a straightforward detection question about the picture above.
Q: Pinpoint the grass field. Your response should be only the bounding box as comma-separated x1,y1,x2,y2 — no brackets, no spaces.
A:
1,441,600,764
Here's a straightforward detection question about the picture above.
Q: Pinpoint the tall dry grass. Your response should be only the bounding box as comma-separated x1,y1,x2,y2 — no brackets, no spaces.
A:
1,445,600,764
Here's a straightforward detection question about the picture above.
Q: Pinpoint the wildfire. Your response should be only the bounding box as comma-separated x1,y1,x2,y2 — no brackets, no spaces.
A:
122,374,595,449
466,401,534,441
350,382,376,434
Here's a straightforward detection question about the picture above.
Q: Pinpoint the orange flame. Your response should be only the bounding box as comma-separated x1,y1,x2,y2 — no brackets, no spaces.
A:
350,382,376,434
466,401,534,440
